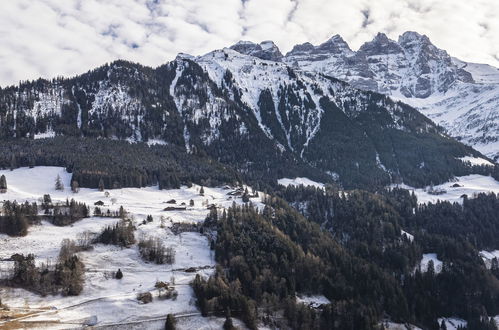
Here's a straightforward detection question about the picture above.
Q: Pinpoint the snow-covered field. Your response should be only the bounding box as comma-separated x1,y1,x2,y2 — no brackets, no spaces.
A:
458,156,495,167
382,317,465,330
401,230,414,242
392,174,499,205
296,295,330,308
479,250,499,269
277,177,325,189
381,321,422,330
0,167,260,329
437,317,467,330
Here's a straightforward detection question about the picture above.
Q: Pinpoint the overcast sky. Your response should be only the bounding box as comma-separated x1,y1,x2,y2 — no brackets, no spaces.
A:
1,0,498,87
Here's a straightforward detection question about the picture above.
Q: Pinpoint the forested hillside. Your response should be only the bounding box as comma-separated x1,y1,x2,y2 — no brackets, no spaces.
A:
193,186,499,329
0,52,495,190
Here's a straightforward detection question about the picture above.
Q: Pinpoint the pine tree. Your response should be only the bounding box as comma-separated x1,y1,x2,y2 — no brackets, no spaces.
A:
98,178,105,192
9,154,16,171
200,186,204,196
115,268,123,279
165,314,176,330
224,308,235,330
0,175,7,193
119,206,126,219
427,260,435,277
55,174,64,191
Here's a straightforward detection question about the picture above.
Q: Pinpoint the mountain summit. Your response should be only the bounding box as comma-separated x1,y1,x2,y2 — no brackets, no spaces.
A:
229,40,283,62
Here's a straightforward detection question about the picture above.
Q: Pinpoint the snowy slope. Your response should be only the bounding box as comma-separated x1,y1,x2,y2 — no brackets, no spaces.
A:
194,48,326,152
393,81,499,160
0,167,262,329
277,177,325,189
281,31,499,160
391,174,499,205
194,46,436,157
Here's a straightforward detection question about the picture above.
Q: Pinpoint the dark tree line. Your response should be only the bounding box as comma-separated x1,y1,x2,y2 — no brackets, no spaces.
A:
51,199,90,226
95,219,135,247
0,136,239,190
0,197,91,236
0,201,38,236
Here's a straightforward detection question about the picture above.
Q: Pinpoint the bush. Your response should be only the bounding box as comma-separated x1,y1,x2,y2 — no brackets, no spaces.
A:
137,291,153,304
155,281,178,300
76,231,94,251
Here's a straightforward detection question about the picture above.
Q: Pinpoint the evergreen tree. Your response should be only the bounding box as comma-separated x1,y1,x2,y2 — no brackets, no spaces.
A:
115,268,123,279
0,175,7,193
9,154,16,171
242,192,250,203
119,206,126,219
427,260,435,277
98,178,105,192
200,186,204,196
223,309,235,330
55,174,64,191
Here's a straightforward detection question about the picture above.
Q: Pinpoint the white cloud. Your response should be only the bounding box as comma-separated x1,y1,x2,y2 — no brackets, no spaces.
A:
0,0,498,86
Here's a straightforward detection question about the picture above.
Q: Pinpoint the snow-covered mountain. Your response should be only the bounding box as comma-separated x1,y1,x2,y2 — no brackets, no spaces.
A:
0,40,493,189
279,32,499,161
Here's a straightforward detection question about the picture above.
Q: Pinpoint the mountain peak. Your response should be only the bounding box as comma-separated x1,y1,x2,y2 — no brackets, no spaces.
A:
359,32,402,55
326,34,346,43
176,52,195,61
316,34,351,53
398,31,431,47
229,40,283,61
286,42,315,56
373,32,389,42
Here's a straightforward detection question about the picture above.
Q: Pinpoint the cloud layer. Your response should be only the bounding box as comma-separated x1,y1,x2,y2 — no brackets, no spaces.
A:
1,0,498,86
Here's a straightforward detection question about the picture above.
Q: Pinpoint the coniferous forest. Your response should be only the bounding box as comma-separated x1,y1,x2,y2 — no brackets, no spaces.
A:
193,188,499,330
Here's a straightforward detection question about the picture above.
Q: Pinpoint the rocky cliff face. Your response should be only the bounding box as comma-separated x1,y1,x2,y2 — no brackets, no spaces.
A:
281,31,499,160
284,31,475,98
